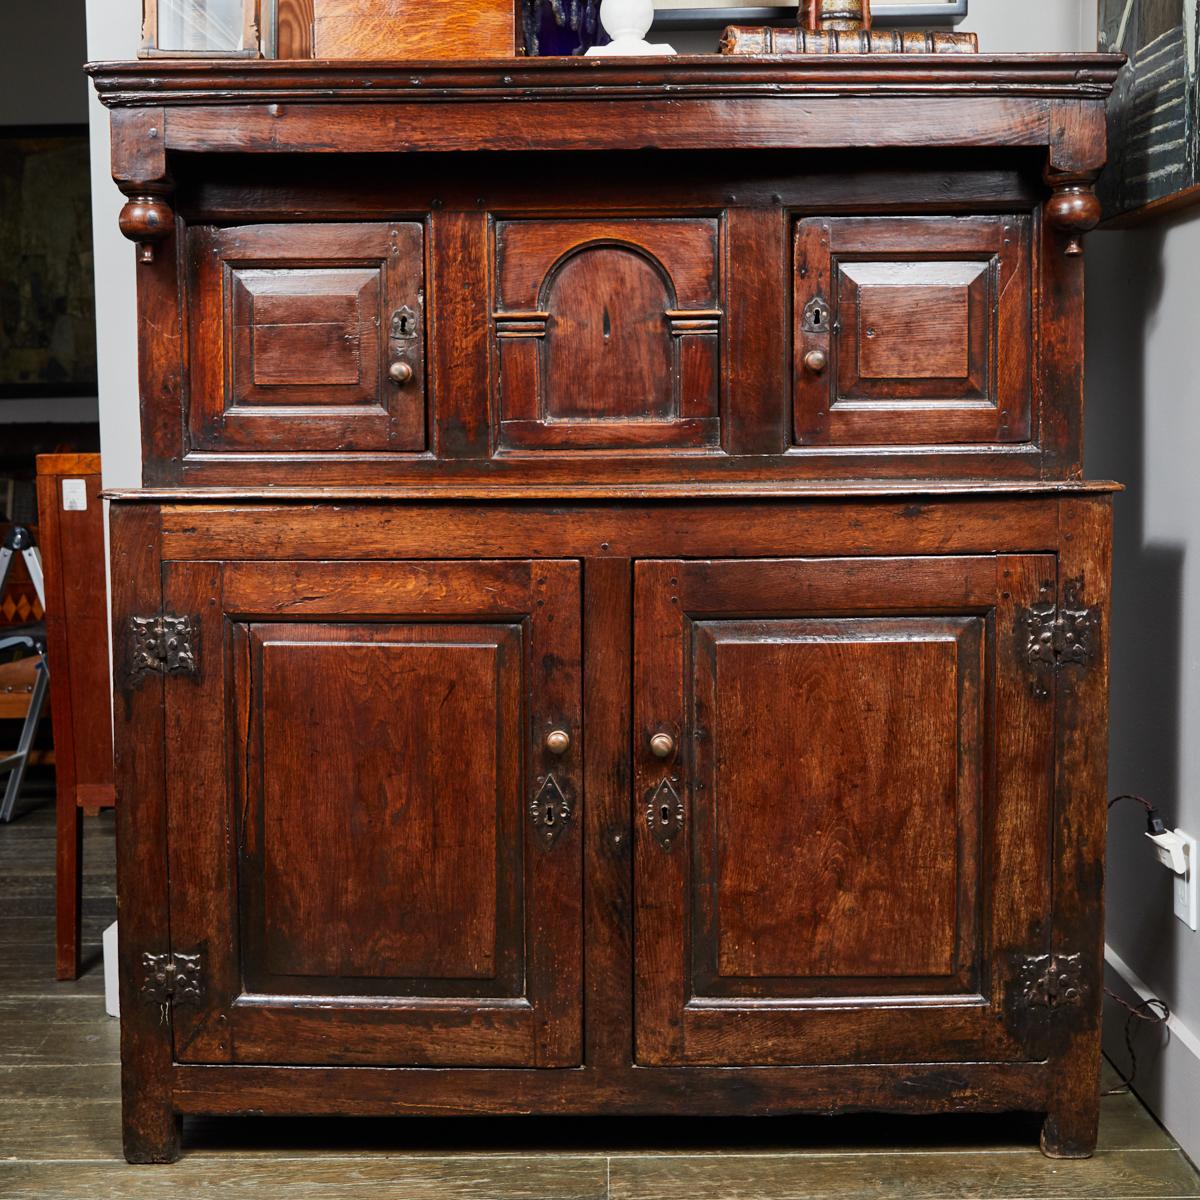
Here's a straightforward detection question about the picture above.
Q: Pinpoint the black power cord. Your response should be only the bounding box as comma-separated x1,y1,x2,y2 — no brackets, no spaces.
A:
1102,794,1173,1096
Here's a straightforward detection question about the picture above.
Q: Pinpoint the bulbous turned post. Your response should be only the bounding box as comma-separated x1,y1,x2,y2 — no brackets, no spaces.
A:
1045,176,1102,257
118,189,174,264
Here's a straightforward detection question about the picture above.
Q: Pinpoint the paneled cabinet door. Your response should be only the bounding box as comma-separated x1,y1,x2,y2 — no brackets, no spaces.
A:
188,222,427,455
160,559,582,1067
633,555,1057,1066
793,216,1032,448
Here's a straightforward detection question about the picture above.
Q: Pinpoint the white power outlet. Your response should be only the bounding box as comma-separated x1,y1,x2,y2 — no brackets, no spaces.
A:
1174,829,1198,931
1146,827,1198,931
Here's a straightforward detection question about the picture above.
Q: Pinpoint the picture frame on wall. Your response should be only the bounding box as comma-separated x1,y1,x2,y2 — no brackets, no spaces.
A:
1098,0,1200,224
652,0,967,29
0,127,97,401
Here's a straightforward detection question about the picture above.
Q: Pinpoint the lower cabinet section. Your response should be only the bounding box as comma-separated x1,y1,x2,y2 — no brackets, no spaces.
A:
111,494,1112,1162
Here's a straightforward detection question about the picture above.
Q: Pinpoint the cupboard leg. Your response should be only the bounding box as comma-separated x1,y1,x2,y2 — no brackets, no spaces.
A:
1040,1101,1099,1159
122,1099,182,1164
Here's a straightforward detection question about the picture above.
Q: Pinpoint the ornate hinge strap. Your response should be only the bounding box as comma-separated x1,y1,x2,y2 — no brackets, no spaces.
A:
1018,953,1088,1009
1019,581,1098,671
128,614,199,682
140,951,204,1006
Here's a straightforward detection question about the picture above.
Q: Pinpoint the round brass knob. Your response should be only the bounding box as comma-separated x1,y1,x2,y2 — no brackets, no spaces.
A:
388,360,413,385
804,349,828,374
545,729,571,756
650,732,676,759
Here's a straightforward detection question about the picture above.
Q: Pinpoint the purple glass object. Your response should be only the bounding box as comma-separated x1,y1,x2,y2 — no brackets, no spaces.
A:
522,0,608,55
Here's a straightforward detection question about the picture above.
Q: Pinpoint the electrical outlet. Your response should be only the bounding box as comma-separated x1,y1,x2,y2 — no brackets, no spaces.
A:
1174,829,1198,931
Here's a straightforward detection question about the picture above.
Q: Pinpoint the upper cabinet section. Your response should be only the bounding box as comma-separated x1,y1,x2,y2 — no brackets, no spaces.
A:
89,56,1122,489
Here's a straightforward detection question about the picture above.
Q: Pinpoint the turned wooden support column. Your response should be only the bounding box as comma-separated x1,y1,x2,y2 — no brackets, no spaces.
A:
118,189,175,264
1045,176,1102,257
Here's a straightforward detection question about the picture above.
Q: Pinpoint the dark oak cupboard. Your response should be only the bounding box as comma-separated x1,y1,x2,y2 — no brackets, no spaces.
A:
91,54,1122,1163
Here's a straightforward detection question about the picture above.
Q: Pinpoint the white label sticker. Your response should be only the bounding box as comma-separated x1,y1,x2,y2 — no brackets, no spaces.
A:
61,479,88,511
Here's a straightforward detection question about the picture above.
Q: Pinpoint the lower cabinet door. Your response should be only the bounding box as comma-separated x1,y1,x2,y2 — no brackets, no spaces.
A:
633,555,1058,1066
161,559,582,1067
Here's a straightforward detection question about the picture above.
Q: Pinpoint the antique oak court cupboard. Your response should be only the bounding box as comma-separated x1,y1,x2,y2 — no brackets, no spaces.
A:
89,50,1123,1162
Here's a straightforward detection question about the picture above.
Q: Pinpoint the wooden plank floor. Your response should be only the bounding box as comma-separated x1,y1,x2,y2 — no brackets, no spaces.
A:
2,794,1198,1199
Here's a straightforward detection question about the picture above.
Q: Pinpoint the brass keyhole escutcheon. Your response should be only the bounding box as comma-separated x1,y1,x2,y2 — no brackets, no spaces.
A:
804,349,828,374
650,732,675,759
545,729,571,756
389,360,413,385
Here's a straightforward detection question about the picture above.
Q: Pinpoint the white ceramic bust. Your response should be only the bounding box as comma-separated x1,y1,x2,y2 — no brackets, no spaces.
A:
585,0,676,56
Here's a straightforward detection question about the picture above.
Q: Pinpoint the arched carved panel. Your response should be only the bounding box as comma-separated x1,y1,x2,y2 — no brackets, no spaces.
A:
542,247,675,423
494,219,722,452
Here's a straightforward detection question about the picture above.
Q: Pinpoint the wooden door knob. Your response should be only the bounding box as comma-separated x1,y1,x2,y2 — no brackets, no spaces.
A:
804,349,828,373
650,732,676,759
545,729,571,756
389,360,413,385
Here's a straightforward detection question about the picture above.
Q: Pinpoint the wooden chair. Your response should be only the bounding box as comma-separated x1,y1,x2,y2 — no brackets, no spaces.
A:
35,455,116,980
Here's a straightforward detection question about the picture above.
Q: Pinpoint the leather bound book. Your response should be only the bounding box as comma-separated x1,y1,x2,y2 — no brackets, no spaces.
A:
720,27,980,54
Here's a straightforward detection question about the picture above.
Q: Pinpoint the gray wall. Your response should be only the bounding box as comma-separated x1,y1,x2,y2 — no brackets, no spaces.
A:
1088,216,1200,1164
966,0,1200,1165
2,0,99,424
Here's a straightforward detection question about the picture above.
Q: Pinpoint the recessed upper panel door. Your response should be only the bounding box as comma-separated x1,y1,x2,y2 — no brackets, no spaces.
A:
493,218,722,451
634,554,1057,1067
794,216,1032,448
188,222,426,454
161,558,582,1068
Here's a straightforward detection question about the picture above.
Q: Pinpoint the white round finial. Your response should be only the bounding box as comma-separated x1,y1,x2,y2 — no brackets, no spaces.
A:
585,0,676,56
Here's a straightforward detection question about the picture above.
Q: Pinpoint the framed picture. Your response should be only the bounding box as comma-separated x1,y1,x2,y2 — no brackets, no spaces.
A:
0,128,97,401
1099,0,1200,223
652,0,967,30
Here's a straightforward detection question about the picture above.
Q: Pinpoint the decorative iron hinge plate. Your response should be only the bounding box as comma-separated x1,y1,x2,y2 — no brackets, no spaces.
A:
529,773,573,849
1018,953,1088,1009
1019,581,1098,671
140,951,204,1006
129,614,199,681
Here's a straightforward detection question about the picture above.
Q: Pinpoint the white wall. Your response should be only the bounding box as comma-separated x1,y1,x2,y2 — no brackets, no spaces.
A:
960,0,1096,52
85,0,141,487
665,0,1096,54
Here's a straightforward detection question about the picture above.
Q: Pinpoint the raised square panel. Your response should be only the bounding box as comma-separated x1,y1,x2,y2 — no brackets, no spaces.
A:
188,222,426,454
236,268,378,394
253,629,519,988
493,217,723,452
693,617,977,991
851,266,979,382
794,216,1031,448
